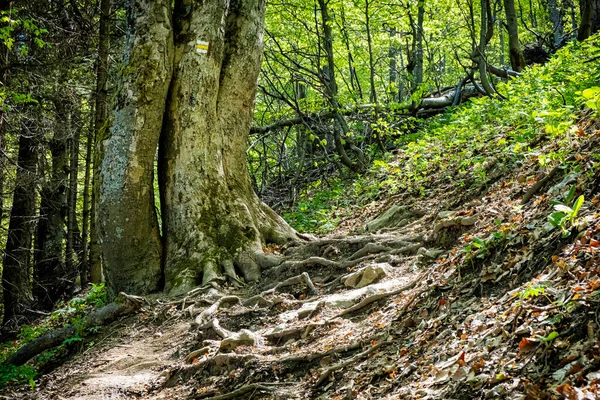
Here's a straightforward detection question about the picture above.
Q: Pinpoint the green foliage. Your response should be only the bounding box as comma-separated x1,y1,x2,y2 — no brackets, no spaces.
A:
281,36,600,234
517,284,547,299
579,87,600,116
86,283,108,307
0,363,36,389
548,195,584,237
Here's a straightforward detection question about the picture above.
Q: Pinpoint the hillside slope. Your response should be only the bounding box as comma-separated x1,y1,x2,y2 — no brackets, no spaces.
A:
2,37,600,400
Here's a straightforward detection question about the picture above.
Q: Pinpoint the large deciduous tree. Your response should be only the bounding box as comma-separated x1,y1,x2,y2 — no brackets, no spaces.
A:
99,0,298,296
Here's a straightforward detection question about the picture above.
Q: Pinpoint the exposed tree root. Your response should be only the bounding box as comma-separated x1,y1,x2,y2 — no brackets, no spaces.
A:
314,340,387,387
264,321,326,343
190,382,282,400
164,353,259,388
185,346,214,363
279,340,363,363
4,293,145,366
332,278,420,319
348,243,391,260
269,272,317,295
194,296,242,328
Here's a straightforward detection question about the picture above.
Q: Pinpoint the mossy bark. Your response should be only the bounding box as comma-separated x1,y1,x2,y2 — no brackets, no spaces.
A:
98,0,173,296
159,0,297,295
99,0,297,297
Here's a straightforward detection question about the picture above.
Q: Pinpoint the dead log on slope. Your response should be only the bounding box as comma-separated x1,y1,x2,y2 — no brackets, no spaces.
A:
4,293,145,366
251,84,482,134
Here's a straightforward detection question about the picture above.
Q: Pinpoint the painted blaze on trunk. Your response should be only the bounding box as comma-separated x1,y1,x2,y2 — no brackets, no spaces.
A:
99,0,297,297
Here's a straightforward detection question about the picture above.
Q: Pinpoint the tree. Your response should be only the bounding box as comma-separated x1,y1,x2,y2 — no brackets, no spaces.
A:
99,0,299,296
2,117,38,326
503,0,526,72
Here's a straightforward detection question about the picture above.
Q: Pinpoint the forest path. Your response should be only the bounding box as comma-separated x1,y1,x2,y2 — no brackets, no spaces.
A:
11,209,433,399
28,320,190,399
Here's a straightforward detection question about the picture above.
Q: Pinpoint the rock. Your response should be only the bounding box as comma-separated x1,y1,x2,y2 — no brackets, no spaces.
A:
363,205,411,232
344,263,391,288
434,211,477,232
219,329,258,351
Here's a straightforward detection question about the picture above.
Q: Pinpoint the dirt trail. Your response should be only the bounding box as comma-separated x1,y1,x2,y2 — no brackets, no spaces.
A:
10,321,189,399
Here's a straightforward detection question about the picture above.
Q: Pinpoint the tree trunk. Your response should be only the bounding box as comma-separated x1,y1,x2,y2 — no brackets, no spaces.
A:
547,0,564,48
413,0,425,91
317,0,364,171
98,0,173,296
2,120,38,326
504,0,526,71
159,0,298,296
34,96,71,310
478,0,496,96
388,33,397,102
365,0,377,104
67,103,81,288
89,0,111,285
579,0,594,40
81,109,93,287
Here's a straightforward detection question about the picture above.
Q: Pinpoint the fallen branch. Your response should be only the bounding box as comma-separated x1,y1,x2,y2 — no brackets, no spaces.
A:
5,293,145,366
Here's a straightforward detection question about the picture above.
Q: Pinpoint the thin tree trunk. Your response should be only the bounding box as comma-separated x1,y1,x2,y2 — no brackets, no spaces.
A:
2,120,38,326
34,95,71,310
388,27,398,101
365,0,377,104
578,0,594,40
498,18,505,66
81,109,93,287
478,0,496,95
340,5,362,100
503,0,526,71
413,0,425,90
67,103,81,288
90,0,111,284
318,0,364,171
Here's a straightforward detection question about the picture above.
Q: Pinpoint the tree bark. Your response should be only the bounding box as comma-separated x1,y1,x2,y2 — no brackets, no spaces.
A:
34,95,71,310
89,0,111,285
98,0,173,296
67,103,81,288
365,0,377,104
2,119,38,326
578,0,594,40
413,0,424,90
503,0,526,71
159,0,298,295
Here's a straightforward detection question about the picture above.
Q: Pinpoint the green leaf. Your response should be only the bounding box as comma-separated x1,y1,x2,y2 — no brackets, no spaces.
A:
571,195,584,218
548,211,566,227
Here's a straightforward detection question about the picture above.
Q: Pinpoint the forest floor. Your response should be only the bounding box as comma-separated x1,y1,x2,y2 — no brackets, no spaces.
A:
3,115,600,399
3,37,600,398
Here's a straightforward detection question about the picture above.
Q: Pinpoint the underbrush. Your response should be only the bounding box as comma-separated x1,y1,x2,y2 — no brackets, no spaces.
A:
0,283,108,389
283,36,600,234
